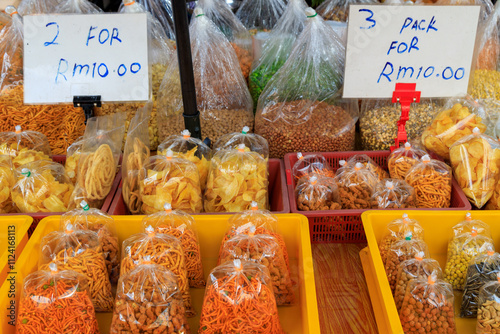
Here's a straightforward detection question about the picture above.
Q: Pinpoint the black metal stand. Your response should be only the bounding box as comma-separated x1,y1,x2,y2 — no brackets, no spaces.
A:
73,95,101,124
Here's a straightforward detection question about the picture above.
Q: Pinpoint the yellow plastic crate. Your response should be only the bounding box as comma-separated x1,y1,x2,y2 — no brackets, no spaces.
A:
0,216,32,284
0,214,320,334
361,210,500,334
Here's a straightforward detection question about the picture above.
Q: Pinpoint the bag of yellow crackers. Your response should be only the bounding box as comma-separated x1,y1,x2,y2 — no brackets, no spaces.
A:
450,127,500,208
0,155,16,213
0,125,51,168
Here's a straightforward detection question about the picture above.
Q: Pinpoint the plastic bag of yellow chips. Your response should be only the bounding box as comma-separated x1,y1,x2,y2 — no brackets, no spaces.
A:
158,129,211,191
12,160,74,212
205,144,268,212
213,126,269,159
140,151,203,214
450,127,500,208
0,125,52,168
64,136,84,184
0,155,16,213
422,97,489,160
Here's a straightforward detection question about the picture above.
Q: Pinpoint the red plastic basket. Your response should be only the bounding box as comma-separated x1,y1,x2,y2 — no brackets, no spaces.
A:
284,151,472,243
109,158,290,215
0,155,121,237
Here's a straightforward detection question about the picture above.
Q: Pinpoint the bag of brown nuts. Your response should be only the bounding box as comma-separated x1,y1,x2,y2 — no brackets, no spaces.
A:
345,154,388,181
335,162,378,209
316,0,376,22
460,246,500,318
213,126,269,159
399,272,457,334
387,142,427,180
254,8,358,158
370,179,416,209
378,213,424,265
477,272,500,333
393,251,443,312
384,232,430,295
295,174,341,211
292,152,335,182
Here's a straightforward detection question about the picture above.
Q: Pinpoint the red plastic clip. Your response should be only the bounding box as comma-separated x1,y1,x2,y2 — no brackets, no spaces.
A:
390,83,421,151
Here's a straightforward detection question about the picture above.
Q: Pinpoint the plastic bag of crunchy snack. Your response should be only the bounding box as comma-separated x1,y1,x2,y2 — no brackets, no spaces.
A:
388,142,427,180
476,272,500,333
0,155,16,213
142,203,205,288
235,0,286,32
292,152,334,181
452,212,492,237
60,201,120,284
65,136,84,184
317,0,376,22
370,179,416,209
214,126,269,159
0,126,51,169
345,154,388,181
295,174,341,211
255,8,358,158
158,129,211,191
12,161,74,212
335,162,379,209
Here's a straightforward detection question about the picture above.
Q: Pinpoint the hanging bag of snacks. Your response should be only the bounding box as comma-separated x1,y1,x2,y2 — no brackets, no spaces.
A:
405,154,452,208
54,0,102,13
205,144,268,212
335,162,379,209
199,259,285,333
214,126,269,158
370,179,416,209
0,155,16,213
387,142,427,180
158,129,211,191
235,0,286,33
110,257,190,334
39,224,114,311
121,226,195,316
140,151,203,214
0,125,51,168
295,174,341,211
292,152,334,181
142,203,205,288
157,8,254,144
16,263,99,334
317,0,377,22
12,161,74,212
60,201,120,284
476,272,500,333
399,272,457,334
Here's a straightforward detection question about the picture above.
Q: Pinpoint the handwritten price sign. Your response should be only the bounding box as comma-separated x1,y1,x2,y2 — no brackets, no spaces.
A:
343,5,480,98
23,13,149,104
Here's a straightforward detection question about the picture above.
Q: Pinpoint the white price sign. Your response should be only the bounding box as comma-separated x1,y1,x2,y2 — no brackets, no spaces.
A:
343,5,480,99
23,13,149,104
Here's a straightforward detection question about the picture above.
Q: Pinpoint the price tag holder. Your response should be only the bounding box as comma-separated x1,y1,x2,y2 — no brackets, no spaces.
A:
343,5,480,99
23,13,149,104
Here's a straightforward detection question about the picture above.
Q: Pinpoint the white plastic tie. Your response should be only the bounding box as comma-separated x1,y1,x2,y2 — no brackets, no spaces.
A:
422,154,431,163
385,181,394,190
473,127,480,135
181,129,191,139
166,150,174,158
163,203,172,211
80,200,90,211
194,7,204,17
242,126,250,134
305,7,317,17
297,152,303,160
49,262,58,272
145,225,154,234
404,142,411,150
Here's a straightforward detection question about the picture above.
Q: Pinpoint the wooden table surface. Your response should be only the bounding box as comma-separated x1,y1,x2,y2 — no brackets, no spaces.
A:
313,243,378,334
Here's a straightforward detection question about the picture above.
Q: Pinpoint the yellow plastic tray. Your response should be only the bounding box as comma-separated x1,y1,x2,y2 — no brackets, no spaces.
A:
361,210,500,334
0,216,32,284
0,214,320,334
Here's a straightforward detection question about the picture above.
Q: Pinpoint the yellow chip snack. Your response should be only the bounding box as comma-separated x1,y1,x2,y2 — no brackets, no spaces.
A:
450,128,500,208
64,137,84,184
204,144,268,212
140,152,203,214
422,101,488,160
0,155,16,213
0,126,52,168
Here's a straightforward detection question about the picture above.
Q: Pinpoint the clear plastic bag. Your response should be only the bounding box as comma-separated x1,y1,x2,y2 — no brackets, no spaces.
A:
54,0,103,13
64,136,84,184
384,232,430,294
39,224,114,312
295,173,341,211
158,129,211,191
255,8,358,158
110,257,190,334
194,0,253,80
345,154,389,181
335,162,379,209
399,272,457,334
0,126,51,169
477,272,500,333
213,126,269,159
370,179,416,209
317,0,376,22
16,263,99,334
12,161,74,212
452,212,492,237
157,8,254,144
140,152,203,214
121,226,195,317
449,127,500,208
199,259,285,333
218,227,295,306
292,152,334,181
388,142,427,180
249,0,308,106
142,203,205,288
205,144,268,212
61,201,120,284
0,155,16,213
405,155,452,208
474,4,500,71
436,0,493,22
461,247,500,317
134,0,175,40
71,113,125,209
378,213,424,265
235,0,286,32
17,0,59,14
444,227,495,290
422,97,490,160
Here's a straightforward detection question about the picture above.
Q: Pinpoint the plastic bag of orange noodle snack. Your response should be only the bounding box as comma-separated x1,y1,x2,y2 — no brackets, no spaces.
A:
12,160,74,213
39,223,114,312
15,263,99,334
60,200,120,284
292,152,334,181
121,226,195,317
142,202,205,288
214,126,269,158
0,155,16,213
387,142,427,180
0,125,52,169
158,129,212,191
199,259,285,333
110,257,190,334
